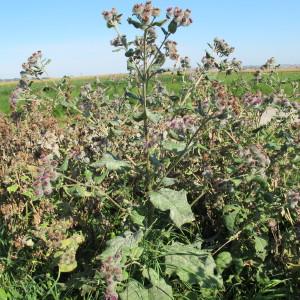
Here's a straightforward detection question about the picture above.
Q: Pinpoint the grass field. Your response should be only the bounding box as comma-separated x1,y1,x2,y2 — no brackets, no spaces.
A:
1,71,300,114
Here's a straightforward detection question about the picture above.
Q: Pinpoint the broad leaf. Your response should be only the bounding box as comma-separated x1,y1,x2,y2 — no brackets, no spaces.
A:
64,185,92,198
215,251,232,273
130,210,145,227
120,268,173,300
54,233,85,273
143,268,173,300
223,204,241,232
161,177,178,187
152,19,167,27
99,230,143,261
0,288,9,300
164,243,223,288
254,235,268,261
168,20,177,34
91,153,130,171
146,109,161,123
7,184,19,194
120,280,148,300
162,140,186,153
149,188,194,227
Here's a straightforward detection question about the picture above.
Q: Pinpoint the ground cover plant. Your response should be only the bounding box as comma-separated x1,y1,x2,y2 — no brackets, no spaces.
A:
1,1,300,299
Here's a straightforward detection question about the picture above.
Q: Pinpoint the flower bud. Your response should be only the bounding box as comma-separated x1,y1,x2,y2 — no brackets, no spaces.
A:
152,8,160,17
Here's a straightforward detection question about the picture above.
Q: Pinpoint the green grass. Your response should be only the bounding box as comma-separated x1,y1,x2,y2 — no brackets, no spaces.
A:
1,71,300,114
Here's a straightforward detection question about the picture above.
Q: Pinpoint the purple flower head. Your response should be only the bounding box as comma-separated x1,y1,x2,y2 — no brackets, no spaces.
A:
166,7,174,17
243,93,264,106
132,3,144,15
33,154,58,197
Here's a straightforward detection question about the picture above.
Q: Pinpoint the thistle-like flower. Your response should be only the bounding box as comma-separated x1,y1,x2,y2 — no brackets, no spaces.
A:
243,93,264,106
33,154,58,197
100,253,123,300
180,56,191,69
102,8,122,27
166,7,192,27
165,40,179,61
213,38,235,56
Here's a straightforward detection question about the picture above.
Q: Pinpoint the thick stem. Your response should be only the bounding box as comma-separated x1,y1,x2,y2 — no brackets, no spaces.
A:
142,30,151,192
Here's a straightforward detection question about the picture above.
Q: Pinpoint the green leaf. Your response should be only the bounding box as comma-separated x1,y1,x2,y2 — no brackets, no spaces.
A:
120,269,173,300
54,233,85,273
125,91,141,102
94,170,109,184
21,190,34,199
149,188,194,228
164,243,223,288
65,186,92,198
146,109,161,123
254,235,268,261
7,184,19,194
0,288,9,300
125,49,135,57
143,268,173,300
99,230,143,261
215,251,232,273
91,153,130,171
168,20,177,34
127,60,136,71
153,19,167,27
84,169,93,181
161,177,178,187
120,280,149,300
162,140,186,153
247,175,269,190
223,204,241,232
127,17,143,29
133,110,145,122
130,210,145,227
59,158,69,172
169,95,180,102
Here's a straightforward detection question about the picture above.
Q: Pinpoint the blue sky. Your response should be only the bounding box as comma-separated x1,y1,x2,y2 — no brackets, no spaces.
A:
0,0,299,78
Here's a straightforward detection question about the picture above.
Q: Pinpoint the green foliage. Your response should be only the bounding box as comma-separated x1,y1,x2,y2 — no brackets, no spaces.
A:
90,153,131,171
1,1,300,299
149,189,194,227
164,243,223,288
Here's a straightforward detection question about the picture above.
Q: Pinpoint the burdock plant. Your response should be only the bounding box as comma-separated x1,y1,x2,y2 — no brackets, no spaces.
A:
102,1,192,192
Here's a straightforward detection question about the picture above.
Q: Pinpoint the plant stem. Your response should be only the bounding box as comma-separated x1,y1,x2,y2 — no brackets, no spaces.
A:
156,117,210,189
62,175,124,211
142,30,151,192
179,72,204,105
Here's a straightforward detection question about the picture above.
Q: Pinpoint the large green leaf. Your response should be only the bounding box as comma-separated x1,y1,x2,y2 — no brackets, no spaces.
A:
90,153,130,171
168,20,178,34
64,185,92,198
149,188,194,228
146,109,161,123
164,243,223,288
162,140,186,153
120,281,148,300
215,251,232,273
120,268,173,300
0,288,9,300
99,230,144,261
254,235,268,261
143,268,173,300
223,204,241,232
53,233,85,273
7,184,19,194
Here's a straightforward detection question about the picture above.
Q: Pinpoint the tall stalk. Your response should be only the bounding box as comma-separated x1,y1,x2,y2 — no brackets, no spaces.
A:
142,29,151,192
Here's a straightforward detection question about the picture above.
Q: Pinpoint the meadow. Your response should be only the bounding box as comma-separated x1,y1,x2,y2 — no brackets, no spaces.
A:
1,71,299,114
1,2,300,300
